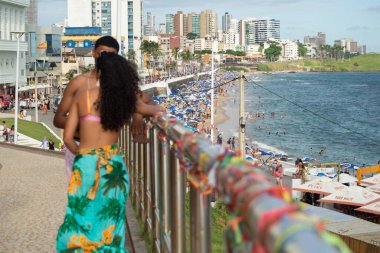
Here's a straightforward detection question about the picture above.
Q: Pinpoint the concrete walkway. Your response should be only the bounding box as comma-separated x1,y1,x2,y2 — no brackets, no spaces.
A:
0,145,67,253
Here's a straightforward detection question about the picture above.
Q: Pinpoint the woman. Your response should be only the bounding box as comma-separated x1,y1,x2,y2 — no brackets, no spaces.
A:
56,52,164,252
293,158,307,184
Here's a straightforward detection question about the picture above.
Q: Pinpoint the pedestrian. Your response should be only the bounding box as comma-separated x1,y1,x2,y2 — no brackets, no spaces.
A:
54,36,157,184
2,121,8,142
227,137,231,149
56,52,164,252
275,164,283,187
293,158,306,184
40,137,48,149
9,125,14,143
48,139,55,150
231,137,235,150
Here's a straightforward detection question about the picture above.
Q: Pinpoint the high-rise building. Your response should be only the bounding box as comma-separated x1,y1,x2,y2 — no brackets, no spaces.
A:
158,23,166,34
165,14,174,34
244,20,255,46
254,18,280,44
67,0,142,63
334,39,358,53
144,12,155,36
304,32,326,47
200,9,218,38
229,18,239,33
174,11,186,37
222,12,232,33
187,12,200,38
0,0,29,94
26,0,38,25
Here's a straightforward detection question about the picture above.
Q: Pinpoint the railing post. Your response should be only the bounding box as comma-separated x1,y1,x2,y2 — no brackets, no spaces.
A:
160,140,171,252
190,178,211,253
144,129,152,233
151,127,160,252
170,148,186,253
132,141,138,206
139,143,144,221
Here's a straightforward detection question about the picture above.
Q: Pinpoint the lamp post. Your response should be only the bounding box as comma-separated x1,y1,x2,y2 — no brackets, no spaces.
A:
11,31,25,144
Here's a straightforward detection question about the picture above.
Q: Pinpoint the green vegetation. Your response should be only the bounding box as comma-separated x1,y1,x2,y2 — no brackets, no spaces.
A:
223,67,249,73
256,64,272,72
225,50,246,56
1,118,61,147
256,54,380,72
134,195,229,252
297,42,307,57
195,49,212,55
264,41,282,61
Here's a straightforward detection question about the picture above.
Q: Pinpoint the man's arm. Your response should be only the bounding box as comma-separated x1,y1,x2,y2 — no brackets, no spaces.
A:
63,94,80,154
53,76,83,129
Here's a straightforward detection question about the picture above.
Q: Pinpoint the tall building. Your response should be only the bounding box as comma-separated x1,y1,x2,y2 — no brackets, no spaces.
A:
26,0,38,25
174,11,186,37
165,14,174,34
143,12,155,36
158,23,166,34
242,19,255,46
229,18,239,33
222,12,232,33
254,18,280,44
334,39,358,53
200,9,218,38
67,0,142,63
187,12,200,38
0,0,29,94
304,32,326,47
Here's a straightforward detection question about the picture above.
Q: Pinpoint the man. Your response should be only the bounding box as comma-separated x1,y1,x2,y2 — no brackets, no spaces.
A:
54,36,154,183
48,139,55,150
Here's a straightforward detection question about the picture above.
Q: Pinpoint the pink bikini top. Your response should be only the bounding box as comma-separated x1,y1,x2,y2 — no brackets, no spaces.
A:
80,77,101,123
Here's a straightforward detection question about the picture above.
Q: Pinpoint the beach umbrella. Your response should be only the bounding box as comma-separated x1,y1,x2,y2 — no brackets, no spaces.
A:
333,173,358,184
256,150,274,156
318,186,380,206
292,177,347,195
365,184,380,194
360,174,380,185
245,155,259,162
355,201,380,215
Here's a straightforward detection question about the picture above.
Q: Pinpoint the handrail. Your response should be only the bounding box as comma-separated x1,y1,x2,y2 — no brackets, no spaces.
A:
119,114,350,253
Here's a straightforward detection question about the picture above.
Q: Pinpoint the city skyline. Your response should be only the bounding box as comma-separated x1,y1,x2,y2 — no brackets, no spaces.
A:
39,0,380,52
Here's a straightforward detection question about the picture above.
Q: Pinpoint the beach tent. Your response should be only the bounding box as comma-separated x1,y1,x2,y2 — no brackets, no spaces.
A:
340,162,359,170
245,155,259,162
318,186,380,206
333,173,358,184
359,174,380,185
256,150,274,156
355,201,380,215
365,184,380,194
292,177,347,195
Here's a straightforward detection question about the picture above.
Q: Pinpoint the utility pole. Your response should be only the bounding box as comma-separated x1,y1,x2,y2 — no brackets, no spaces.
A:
210,41,215,143
34,61,38,123
239,71,246,158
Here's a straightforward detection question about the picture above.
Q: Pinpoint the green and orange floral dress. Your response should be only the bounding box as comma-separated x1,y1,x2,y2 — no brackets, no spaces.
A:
56,144,129,253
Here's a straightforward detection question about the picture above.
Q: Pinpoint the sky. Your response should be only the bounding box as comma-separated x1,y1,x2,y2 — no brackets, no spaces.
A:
39,0,380,52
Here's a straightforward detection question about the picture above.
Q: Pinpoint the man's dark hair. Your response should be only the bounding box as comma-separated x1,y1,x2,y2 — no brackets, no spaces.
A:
95,36,119,53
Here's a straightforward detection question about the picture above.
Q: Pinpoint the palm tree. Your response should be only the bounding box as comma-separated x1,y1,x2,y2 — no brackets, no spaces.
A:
127,49,136,63
97,198,125,222
68,196,91,216
140,40,161,82
172,47,180,74
180,50,193,74
102,161,128,197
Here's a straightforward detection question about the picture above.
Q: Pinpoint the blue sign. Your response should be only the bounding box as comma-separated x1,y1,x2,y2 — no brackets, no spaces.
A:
66,40,76,48
83,40,92,48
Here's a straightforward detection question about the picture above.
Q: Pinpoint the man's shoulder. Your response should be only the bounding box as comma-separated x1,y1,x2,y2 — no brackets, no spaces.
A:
66,73,92,93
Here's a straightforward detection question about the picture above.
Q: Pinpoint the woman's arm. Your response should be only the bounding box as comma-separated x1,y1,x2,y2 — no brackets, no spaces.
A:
63,96,80,154
135,96,165,117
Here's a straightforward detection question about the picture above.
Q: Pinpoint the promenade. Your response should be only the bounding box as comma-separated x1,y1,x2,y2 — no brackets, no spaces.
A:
0,145,66,253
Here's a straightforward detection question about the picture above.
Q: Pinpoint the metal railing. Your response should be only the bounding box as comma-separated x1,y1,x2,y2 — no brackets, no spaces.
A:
119,114,349,253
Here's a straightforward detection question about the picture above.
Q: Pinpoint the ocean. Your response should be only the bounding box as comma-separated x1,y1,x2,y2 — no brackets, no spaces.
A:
218,72,380,166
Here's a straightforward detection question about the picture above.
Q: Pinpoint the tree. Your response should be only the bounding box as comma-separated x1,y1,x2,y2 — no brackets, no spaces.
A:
172,47,180,73
65,69,76,81
180,50,193,74
186,32,198,40
140,40,161,81
297,42,307,58
127,49,136,63
264,42,282,61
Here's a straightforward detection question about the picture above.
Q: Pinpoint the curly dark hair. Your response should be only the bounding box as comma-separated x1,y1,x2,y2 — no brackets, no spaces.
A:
96,52,140,131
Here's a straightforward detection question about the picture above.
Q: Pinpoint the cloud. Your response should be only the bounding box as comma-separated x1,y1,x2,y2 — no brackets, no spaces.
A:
366,6,380,12
346,26,369,31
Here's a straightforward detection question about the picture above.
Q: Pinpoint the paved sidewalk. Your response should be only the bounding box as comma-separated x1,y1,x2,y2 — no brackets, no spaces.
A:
0,145,67,253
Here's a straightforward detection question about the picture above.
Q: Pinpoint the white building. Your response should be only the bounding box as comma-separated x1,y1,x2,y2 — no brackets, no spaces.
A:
67,0,142,65
254,18,280,44
195,38,205,51
0,0,29,94
280,40,298,60
223,31,240,50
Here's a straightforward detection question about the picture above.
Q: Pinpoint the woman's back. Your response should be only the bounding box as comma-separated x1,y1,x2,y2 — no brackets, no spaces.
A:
76,87,119,150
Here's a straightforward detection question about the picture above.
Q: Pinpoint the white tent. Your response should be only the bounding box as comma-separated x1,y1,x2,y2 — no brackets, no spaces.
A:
292,177,347,195
318,186,380,206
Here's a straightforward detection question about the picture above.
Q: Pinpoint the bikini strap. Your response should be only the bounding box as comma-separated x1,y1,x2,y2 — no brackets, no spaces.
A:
86,77,91,114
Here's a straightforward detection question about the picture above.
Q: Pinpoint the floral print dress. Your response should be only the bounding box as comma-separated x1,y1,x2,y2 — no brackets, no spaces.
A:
56,144,129,253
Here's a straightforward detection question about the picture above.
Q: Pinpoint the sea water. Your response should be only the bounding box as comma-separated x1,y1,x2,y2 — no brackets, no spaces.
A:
218,72,380,166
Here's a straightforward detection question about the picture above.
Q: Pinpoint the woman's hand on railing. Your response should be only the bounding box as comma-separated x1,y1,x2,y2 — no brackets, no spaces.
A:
131,113,149,143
